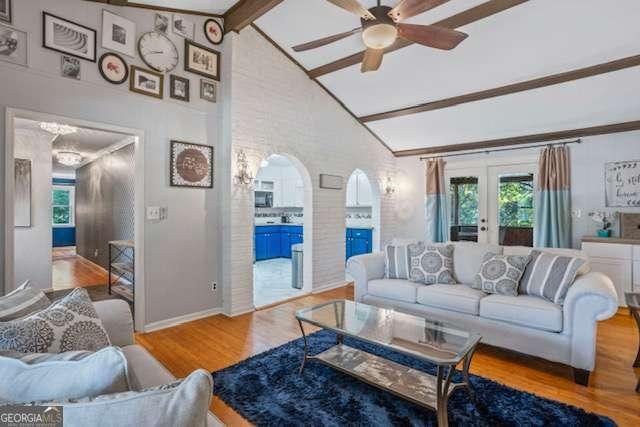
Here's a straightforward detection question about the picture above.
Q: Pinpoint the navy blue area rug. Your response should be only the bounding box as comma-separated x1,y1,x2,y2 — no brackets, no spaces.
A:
212,330,615,426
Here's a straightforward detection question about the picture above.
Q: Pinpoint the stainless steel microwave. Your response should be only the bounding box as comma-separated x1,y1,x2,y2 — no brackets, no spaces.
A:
255,191,273,208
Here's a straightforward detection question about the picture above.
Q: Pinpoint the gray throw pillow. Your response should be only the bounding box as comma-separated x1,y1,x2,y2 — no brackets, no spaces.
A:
385,244,410,279
407,242,456,285
473,253,530,296
0,288,110,353
0,347,130,404
519,250,586,304
0,281,50,321
36,369,213,427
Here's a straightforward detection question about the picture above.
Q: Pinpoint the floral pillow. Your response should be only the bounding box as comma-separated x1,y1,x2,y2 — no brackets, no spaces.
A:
0,288,110,354
472,253,531,296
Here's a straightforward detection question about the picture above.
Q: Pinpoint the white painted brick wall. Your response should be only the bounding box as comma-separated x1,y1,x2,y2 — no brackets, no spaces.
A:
220,27,398,315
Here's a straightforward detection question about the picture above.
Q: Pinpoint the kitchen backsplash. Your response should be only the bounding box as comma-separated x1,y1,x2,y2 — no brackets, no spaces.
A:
255,206,372,220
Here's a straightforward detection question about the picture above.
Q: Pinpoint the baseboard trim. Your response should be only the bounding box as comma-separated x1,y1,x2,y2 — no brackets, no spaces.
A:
144,307,222,332
312,281,352,294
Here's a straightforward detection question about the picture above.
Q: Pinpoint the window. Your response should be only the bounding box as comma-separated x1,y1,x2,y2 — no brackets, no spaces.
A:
52,185,75,227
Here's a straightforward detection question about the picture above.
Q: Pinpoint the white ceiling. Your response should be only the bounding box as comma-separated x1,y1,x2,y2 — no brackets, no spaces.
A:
254,0,640,152
131,0,238,14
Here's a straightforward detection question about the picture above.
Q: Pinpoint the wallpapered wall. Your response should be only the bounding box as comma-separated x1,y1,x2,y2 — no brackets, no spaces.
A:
76,144,135,270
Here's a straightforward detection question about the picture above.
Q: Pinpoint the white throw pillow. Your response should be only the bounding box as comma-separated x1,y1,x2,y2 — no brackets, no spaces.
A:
0,347,131,404
0,280,51,321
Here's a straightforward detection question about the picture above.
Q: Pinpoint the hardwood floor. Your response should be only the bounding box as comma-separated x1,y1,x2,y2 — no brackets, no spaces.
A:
52,247,108,290
136,285,640,426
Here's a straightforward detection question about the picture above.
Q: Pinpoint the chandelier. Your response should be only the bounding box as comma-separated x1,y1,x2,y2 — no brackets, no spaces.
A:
40,122,78,136
56,151,83,166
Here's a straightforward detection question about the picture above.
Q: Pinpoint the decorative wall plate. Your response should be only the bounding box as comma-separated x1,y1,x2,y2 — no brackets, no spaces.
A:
98,52,128,84
204,19,223,45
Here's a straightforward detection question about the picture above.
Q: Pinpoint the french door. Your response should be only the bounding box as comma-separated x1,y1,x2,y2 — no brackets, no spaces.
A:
446,163,537,246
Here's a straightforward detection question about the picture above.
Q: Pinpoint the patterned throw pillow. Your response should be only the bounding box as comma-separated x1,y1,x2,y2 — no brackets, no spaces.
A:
519,250,586,304
0,281,50,321
407,242,456,285
0,288,110,354
473,253,530,296
385,244,411,279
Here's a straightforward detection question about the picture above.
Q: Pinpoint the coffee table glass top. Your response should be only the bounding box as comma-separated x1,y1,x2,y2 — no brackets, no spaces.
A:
296,300,480,365
626,292,640,309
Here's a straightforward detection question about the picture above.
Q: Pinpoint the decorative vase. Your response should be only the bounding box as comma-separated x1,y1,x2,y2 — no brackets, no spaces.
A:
596,229,612,238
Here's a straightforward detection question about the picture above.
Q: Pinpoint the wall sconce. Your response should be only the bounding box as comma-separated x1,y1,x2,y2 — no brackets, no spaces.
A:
234,150,254,187
384,176,396,196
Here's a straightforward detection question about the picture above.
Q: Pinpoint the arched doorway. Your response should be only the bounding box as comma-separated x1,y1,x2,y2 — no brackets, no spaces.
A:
252,154,313,308
345,169,381,263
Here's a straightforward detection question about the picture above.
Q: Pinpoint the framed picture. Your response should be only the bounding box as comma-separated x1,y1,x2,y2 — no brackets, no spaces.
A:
320,174,343,190
170,75,189,102
129,65,163,99
605,160,640,207
0,23,27,67
200,79,216,103
170,141,214,188
101,10,136,57
204,19,223,45
15,158,31,227
61,55,80,79
172,14,194,39
0,0,11,24
154,13,169,33
43,12,96,62
184,39,220,81
98,52,128,84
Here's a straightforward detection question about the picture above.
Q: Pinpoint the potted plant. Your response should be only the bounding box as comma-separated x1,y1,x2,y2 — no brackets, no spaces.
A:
588,211,618,238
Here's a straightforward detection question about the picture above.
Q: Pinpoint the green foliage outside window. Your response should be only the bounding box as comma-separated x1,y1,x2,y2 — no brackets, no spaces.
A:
450,183,478,225
499,181,534,227
52,188,72,225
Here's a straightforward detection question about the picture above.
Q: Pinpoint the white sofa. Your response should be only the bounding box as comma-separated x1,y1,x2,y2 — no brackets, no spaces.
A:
346,241,618,385
94,299,223,426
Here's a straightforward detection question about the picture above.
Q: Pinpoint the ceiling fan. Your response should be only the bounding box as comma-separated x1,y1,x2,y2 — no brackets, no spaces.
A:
292,0,468,73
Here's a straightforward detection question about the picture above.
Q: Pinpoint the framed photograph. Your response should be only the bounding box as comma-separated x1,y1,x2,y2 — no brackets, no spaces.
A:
0,0,11,24
204,19,223,45
15,158,31,227
0,23,27,67
43,12,96,62
200,79,216,103
170,141,214,188
98,52,128,84
61,55,80,79
172,14,194,39
129,65,163,99
170,75,189,102
154,13,169,33
184,39,220,81
101,10,136,57
319,174,343,190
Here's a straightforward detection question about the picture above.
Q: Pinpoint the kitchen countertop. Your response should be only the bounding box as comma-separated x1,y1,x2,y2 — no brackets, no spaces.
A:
254,222,373,229
582,236,640,245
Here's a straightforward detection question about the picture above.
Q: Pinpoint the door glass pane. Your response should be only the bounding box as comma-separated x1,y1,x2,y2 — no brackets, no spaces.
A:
498,174,534,246
449,177,478,242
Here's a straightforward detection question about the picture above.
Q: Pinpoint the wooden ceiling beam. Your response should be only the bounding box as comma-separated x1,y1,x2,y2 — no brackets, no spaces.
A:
360,54,640,122
308,0,529,78
393,120,640,157
224,0,284,33
82,0,224,17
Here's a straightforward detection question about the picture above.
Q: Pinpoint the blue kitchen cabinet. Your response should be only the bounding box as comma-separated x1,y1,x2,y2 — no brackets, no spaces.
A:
255,225,303,260
267,232,281,259
255,233,268,260
346,228,372,260
280,232,292,258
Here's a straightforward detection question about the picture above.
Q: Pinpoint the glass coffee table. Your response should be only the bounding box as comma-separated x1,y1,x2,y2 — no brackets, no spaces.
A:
296,300,481,427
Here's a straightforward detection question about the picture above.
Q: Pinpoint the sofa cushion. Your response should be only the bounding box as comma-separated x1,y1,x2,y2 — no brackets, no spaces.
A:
0,280,50,321
384,244,410,280
416,284,486,316
503,246,590,276
519,250,586,304
472,253,530,296
367,279,421,304
121,345,175,390
451,242,503,284
407,242,456,285
479,294,563,332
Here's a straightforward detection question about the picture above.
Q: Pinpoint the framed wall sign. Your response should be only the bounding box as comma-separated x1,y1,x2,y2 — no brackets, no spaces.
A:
170,141,214,188
184,39,220,81
43,12,97,62
101,10,136,57
320,174,343,190
129,65,163,99
605,160,640,207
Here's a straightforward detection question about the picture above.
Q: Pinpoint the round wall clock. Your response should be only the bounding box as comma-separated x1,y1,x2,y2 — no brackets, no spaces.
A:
204,19,224,45
98,52,129,84
137,31,179,73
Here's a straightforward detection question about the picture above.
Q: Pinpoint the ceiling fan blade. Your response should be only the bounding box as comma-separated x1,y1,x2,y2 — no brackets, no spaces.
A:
397,23,468,50
292,28,362,52
389,0,450,22
361,48,384,73
325,0,376,20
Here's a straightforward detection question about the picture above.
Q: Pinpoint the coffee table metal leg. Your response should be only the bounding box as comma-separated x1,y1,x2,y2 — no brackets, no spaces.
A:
297,319,308,374
462,343,478,400
632,309,640,368
435,365,455,427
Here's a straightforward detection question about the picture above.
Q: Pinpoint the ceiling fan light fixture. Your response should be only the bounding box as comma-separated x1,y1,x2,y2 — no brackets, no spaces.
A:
362,23,397,49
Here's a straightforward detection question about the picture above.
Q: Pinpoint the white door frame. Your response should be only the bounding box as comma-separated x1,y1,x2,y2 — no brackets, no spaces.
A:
4,108,147,331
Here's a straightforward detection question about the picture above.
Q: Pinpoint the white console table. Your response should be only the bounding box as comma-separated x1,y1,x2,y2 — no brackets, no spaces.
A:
581,237,640,307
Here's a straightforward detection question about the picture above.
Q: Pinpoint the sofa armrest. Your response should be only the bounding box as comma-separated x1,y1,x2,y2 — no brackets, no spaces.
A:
94,300,135,347
346,252,386,302
562,272,618,371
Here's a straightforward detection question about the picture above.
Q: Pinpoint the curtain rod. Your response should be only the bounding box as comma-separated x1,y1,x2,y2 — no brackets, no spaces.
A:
419,139,582,161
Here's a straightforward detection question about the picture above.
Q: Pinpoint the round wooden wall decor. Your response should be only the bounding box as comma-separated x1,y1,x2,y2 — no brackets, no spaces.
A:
98,52,129,84
204,19,224,45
